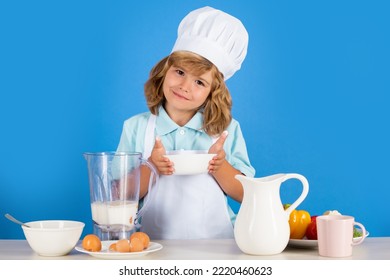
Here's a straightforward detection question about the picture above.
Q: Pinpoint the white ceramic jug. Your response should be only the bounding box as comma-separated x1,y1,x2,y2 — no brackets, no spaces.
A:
234,173,309,255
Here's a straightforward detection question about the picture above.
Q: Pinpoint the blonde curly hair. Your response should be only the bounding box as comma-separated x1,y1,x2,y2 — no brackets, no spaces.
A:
144,51,232,136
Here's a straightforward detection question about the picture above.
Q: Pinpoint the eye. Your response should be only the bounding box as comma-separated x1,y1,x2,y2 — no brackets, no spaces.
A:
195,80,205,86
175,69,185,76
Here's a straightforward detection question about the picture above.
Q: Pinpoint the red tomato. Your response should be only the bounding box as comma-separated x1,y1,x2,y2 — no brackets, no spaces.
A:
305,216,318,240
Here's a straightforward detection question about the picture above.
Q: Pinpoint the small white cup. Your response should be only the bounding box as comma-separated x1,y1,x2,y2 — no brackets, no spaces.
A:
316,215,366,257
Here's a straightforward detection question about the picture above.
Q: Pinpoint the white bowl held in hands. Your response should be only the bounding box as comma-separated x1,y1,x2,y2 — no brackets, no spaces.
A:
164,150,216,175
22,220,85,257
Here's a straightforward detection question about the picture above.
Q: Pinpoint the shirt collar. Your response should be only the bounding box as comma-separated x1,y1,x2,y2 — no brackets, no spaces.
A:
156,106,204,136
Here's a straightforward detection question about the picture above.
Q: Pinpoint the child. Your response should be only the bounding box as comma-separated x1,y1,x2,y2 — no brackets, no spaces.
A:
116,6,255,239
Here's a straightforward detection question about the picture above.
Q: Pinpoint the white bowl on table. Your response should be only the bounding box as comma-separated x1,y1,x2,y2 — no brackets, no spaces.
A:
164,150,216,175
22,220,85,257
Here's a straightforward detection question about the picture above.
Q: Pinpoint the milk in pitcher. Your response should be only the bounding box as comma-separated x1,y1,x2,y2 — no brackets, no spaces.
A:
91,201,138,230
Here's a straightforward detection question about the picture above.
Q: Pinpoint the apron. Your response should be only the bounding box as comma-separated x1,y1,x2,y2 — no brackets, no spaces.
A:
140,114,234,239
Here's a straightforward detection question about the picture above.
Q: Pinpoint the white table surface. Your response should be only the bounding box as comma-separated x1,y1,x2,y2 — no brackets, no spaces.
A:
1,237,389,260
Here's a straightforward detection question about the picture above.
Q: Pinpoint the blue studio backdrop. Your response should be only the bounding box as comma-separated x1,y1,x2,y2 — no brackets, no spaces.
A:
1,0,389,239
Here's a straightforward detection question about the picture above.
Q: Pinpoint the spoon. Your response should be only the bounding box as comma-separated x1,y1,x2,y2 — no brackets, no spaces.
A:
4,213,30,227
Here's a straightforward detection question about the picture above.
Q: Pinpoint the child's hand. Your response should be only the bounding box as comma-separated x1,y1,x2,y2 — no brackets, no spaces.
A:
149,137,174,175
208,131,228,173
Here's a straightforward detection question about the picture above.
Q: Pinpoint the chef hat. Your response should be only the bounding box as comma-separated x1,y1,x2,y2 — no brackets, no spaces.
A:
171,6,249,80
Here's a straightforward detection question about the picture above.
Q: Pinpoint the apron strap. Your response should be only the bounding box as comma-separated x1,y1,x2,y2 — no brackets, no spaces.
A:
143,114,157,159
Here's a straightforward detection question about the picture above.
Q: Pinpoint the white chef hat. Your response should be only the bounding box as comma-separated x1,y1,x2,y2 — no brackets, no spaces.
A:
171,6,249,80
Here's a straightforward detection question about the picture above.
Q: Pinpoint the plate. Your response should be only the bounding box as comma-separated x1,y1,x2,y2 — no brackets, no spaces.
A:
288,231,369,249
288,238,318,248
75,241,163,259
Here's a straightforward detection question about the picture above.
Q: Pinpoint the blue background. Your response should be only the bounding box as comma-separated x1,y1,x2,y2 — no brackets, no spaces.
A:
1,0,389,239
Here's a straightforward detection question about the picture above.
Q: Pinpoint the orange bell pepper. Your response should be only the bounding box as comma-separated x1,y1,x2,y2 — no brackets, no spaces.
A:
284,204,311,239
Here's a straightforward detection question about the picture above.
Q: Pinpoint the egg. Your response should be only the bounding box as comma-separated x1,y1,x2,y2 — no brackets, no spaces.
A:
129,237,144,252
82,234,102,252
130,232,150,249
116,239,131,252
109,242,117,252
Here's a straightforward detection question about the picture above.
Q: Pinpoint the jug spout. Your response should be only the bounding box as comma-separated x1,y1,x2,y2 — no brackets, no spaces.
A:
235,174,288,195
235,173,286,185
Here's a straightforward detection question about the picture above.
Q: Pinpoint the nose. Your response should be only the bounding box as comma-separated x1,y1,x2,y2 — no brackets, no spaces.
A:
179,78,191,93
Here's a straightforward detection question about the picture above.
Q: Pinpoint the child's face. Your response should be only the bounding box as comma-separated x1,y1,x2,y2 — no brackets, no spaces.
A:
163,65,213,117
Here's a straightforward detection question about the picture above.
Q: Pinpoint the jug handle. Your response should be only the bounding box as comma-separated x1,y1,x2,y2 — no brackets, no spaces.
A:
282,173,309,216
134,158,159,221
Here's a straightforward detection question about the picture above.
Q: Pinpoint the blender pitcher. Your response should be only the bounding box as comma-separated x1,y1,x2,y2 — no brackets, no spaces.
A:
83,152,158,240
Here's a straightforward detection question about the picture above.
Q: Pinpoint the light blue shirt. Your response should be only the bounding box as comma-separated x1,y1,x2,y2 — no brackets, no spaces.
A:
116,107,255,224
117,106,255,177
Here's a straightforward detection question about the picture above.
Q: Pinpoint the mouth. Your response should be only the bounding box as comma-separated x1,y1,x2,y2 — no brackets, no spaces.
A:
172,90,189,100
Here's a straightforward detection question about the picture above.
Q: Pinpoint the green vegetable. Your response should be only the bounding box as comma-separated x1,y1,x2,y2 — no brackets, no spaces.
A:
353,227,363,238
